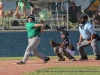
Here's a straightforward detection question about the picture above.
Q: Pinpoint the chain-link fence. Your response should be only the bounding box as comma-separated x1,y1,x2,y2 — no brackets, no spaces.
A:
0,0,100,31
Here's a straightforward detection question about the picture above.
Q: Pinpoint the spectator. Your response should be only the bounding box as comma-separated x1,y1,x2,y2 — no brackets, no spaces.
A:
77,14,100,60
98,4,100,11
61,0,70,12
97,0,100,11
48,1,57,17
48,1,61,26
68,1,81,24
30,2,35,14
7,10,14,17
60,0,70,25
93,11,100,25
84,0,97,18
0,2,4,18
0,2,4,26
13,0,34,19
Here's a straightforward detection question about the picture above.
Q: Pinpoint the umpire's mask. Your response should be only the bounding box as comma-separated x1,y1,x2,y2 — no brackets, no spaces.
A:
80,14,88,25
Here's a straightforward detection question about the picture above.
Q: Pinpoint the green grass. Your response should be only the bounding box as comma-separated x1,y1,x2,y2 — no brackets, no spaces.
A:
0,55,96,60
0,56,37,60
23,66,100,75
21,55,100,75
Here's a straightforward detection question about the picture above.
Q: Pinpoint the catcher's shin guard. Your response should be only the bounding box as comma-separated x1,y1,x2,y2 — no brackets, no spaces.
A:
54,47,64,60
62,48,76,61
54,47,59,54
57,53,64,59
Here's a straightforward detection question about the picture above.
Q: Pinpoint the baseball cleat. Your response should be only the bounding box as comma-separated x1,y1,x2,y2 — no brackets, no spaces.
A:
79,56,88,60
56,58,65,61
17,61,25,64
69,58,76,61
95,57,100,60
43,57,50,63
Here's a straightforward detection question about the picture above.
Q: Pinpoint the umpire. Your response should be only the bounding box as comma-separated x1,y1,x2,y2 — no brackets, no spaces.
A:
77,14,100,60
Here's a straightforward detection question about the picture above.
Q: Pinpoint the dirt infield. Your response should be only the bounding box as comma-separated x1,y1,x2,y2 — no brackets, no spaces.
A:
0,58,100,75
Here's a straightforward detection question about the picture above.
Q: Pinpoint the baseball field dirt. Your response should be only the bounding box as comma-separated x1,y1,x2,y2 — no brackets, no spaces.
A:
0,58,100,75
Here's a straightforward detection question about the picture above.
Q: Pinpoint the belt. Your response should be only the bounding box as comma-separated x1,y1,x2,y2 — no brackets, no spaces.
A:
33,35,40,37
29,35,40,39
87,34,97,41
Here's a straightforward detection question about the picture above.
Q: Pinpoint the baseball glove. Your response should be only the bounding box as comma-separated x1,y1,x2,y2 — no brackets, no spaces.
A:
50,39,60,47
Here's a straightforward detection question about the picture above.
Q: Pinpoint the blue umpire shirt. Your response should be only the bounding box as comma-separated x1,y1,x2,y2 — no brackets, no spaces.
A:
79,22,96,40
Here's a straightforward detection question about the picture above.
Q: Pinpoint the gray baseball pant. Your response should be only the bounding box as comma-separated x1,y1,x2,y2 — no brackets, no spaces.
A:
77,38,100,57
22,36,48,63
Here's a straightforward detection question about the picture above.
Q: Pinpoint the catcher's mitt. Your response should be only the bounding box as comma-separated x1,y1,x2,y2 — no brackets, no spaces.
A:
50,39,60,47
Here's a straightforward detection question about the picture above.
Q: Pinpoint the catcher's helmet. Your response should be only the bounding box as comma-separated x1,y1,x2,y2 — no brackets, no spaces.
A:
27,15,35,21
61,31,69,37
80,14,88,20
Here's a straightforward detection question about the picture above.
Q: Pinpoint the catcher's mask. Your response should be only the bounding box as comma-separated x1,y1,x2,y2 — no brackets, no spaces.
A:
61,31,69,37
27,15,35,21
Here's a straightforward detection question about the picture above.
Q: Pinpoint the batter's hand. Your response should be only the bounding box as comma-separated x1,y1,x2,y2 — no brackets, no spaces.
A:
40,20,45,24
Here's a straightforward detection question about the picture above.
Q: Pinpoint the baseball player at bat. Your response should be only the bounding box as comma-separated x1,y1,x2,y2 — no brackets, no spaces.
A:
50,31,76,61
17,15,50,64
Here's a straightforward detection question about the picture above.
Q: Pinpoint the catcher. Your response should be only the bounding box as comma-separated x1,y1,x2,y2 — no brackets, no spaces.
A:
50,31,76,61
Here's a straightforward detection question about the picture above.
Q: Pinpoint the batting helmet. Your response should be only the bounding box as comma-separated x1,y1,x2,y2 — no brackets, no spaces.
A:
27,15,35,21
61,31,69,37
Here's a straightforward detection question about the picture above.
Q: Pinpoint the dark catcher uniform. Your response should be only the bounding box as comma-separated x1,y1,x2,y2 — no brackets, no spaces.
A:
53,31,76,61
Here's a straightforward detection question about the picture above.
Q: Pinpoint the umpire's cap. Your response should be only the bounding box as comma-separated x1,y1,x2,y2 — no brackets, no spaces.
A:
27,15,35,21
80,14,88,20
61,31,69,37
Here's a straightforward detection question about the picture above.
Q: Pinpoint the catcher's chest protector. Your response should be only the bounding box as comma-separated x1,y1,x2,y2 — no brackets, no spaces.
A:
63,38,70,46
63,38,75,51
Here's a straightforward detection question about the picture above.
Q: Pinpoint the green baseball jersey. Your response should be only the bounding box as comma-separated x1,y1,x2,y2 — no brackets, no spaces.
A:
18,0,30,12
26,22,41,39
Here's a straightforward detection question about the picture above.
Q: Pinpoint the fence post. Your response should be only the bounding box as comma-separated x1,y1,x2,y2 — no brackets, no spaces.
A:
67,2,69,31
